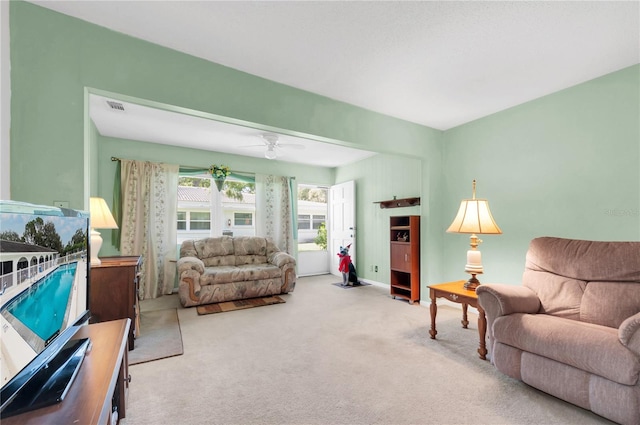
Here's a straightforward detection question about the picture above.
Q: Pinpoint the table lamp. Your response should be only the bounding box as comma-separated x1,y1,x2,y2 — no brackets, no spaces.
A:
446,180,502,290
90,197,118,266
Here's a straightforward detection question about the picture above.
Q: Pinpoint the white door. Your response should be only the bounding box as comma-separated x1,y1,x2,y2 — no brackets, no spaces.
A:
329,180,356,277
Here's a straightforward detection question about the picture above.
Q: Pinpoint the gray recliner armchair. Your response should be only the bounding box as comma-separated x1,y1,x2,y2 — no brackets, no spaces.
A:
476,237,640,425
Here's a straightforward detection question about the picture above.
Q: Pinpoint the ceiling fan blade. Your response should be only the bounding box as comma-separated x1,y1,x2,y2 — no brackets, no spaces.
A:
279,143,305,150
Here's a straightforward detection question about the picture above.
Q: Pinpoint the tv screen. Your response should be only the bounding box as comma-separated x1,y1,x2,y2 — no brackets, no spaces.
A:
0,201,90,412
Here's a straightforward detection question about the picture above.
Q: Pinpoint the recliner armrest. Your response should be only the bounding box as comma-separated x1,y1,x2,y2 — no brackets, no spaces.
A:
619,312,640,355
476,283,541,318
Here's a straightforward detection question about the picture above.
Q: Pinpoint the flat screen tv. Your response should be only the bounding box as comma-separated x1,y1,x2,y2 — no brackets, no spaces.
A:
0,200,91,418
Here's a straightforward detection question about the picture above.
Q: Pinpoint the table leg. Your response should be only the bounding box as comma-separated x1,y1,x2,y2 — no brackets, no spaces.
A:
461,303,469,328
477,306,487,360
429,293,437,339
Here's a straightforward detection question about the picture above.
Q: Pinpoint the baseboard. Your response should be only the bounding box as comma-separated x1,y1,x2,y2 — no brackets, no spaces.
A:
358,279,480,315
359,278,387,289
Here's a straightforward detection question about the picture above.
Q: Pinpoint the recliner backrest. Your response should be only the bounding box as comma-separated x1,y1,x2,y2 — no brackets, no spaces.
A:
523,237,640,328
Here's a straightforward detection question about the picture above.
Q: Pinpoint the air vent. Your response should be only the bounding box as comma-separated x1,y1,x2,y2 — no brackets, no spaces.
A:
106,100,125,111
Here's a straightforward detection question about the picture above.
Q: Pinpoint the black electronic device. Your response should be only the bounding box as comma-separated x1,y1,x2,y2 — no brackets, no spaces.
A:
0,337,91,418
0,201,91,417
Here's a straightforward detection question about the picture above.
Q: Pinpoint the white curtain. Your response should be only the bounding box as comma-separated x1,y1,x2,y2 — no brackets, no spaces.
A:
211,182,223,236
255,174,295,253
120,159,179,299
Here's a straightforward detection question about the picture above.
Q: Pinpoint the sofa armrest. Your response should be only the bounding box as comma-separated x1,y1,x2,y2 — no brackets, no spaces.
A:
619,312,640,355
177,256,205,274
269,251,296,268
476,283,541,318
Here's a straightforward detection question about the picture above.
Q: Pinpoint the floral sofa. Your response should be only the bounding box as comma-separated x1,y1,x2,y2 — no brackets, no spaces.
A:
177,236,296,308
476,237,640,425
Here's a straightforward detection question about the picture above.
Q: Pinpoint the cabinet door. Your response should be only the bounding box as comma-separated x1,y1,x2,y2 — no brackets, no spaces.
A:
90,267,129,322
390,243,411,272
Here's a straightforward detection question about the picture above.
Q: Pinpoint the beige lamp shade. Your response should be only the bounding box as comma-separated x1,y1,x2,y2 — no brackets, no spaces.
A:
89,197,118,266
446,198,502,235
90,197,118,230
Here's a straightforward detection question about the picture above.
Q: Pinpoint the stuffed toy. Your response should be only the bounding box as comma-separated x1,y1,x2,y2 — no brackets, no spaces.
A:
337,244,358,286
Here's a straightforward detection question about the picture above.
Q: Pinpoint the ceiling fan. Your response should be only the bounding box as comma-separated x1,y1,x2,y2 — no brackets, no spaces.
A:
245,133,304,159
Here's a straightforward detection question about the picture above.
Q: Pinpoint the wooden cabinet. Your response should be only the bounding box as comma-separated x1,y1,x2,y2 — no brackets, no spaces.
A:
390,216,420,304
90,256,141,350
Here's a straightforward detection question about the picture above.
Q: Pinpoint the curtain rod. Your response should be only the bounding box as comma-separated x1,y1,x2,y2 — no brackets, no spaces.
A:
110,156,262,177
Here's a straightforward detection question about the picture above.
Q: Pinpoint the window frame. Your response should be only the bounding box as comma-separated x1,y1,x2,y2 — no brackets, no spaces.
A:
298,214,311,230
234,212,253,227
176,210,211,231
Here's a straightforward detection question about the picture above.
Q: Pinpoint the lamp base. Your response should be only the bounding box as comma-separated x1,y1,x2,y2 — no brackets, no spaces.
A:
90,228,103,266
464,274,481,291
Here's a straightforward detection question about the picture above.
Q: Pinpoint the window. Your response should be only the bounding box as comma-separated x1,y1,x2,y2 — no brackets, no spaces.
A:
176,211,210,230
176,174,256,245
298,214,311,230
190,212,211,230
177,211,187,230
312,215,325,230
298,214,324,230
234,212,253,226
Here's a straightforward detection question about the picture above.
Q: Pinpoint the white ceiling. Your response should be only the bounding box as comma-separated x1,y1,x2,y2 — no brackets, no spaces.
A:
31,1,640,166
89,94,376,167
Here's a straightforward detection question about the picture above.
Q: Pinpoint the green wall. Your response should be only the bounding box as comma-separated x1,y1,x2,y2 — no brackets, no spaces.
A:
335,140,445,290
8,1,638,296
335,153,422,283
9,1,437,208
9,1,444,290
442,65,640,285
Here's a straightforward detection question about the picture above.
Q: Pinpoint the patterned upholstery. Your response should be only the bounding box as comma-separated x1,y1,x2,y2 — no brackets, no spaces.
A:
177,236,296,308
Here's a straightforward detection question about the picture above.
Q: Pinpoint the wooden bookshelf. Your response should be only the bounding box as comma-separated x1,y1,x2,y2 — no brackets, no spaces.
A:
390,215,420,304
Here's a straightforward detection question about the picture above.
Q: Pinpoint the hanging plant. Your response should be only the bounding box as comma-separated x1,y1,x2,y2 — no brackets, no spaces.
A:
209,164,231,179
209,164,231,191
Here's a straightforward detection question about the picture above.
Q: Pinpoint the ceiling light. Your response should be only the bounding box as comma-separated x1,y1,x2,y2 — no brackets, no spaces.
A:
265,146,277,160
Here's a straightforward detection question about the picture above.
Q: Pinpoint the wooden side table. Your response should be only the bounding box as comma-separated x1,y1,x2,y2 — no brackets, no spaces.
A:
427,280,487,360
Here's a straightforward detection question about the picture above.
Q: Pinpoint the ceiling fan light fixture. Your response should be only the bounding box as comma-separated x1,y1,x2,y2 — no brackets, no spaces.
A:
265,146,277,160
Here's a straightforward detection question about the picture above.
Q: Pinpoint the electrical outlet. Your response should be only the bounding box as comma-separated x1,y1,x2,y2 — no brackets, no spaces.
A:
53,201,69,209
375,265,378,272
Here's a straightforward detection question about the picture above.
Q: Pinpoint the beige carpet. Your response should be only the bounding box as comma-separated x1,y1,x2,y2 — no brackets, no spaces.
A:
196,295,286,315
121,275,613,425
129,308,183,365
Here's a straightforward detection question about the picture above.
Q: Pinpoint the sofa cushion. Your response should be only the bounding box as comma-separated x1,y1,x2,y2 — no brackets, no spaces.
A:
200,264,282,286
195,236,234,257
522,270,584,320
493,313,640,385
233,237,268,265
180,239,204,258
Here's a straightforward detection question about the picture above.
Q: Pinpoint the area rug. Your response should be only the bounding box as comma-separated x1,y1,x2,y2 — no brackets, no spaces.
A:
129,308,183,365
196,295,286,315
332,281,372,289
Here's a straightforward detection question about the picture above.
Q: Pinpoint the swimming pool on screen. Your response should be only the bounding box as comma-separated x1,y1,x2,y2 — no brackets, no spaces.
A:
4,263,78,342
